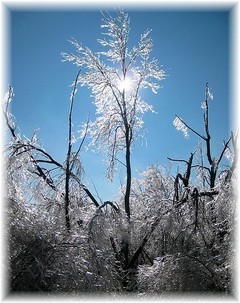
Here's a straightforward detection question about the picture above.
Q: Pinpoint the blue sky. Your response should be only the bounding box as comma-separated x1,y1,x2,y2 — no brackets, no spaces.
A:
9,6,232,201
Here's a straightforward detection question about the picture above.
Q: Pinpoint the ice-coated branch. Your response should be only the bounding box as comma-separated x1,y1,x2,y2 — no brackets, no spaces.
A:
174,114,206,140
226,131,238,181
168,152,195,201
2,86,17,139
127,197,190,269
3,85,101,210
99,201,119,212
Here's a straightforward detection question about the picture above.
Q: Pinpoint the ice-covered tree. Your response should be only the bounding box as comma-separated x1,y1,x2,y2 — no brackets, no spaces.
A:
62,10,165,218
173,83,235,190
5,9,235,294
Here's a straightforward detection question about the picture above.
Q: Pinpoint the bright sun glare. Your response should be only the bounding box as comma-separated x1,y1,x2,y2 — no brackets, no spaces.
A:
118,78,132,92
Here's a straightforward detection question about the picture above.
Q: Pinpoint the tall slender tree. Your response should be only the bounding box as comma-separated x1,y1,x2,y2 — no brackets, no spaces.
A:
62,10,165,218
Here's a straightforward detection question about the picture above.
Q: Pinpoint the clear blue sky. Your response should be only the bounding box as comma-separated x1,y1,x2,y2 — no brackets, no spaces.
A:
9,7,232,201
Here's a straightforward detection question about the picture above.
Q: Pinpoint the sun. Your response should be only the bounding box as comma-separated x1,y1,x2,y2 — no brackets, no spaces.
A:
118,77,132,92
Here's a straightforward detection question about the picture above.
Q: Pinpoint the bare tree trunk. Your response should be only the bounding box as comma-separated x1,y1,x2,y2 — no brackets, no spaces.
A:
125,130,131,219
65,159,71,231
122,124,131,276
65,70,81,231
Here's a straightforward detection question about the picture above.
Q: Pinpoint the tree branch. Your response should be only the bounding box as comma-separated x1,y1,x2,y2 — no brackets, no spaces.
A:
127,198,189,269
175,114,206,141
2,86,17,139
167,157,188,164
99,201,119,212
217,136,232,167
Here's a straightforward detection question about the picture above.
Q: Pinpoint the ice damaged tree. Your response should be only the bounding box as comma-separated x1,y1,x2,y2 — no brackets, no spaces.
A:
62,10,165,219
173,83,236,191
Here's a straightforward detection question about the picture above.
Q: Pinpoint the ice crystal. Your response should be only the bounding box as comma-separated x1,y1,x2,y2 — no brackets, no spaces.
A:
201,101,207,109
206,86,213,100
3,86,14,105
173,116,189,139
71,133,77,144
224,147,233,163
